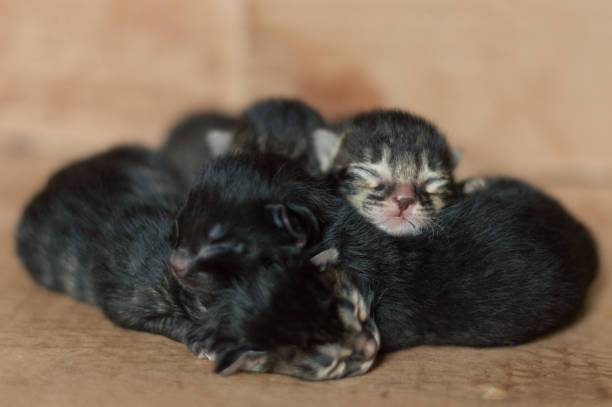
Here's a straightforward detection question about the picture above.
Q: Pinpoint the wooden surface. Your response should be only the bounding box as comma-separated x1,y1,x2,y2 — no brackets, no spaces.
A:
1,1,611,406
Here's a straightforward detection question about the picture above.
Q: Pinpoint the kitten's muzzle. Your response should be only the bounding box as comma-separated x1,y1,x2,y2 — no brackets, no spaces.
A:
392,183,417,211
169,248,191,277
393,195,416,211
170,243,244,278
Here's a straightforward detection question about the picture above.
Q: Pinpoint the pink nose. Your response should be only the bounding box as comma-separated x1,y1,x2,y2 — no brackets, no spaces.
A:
169,248,192,277
393,196,416,211
391,183,416,211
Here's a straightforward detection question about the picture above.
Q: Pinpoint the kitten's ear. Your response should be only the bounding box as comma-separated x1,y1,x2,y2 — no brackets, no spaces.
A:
310,248,339,268
451,148,462,169
265,203,319,248
206,129,234,157
215,349,268,376
312,128,342,173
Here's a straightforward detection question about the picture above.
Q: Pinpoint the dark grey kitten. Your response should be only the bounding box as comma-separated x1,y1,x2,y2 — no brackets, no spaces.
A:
314,110,460,236
160,98,336,186
16,146,379,380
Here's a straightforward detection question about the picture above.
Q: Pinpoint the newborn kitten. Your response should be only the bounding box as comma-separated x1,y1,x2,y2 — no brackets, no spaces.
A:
323,177,599,351
178,155,598,351
232,98,335,176
168,153,342,299
317,110,460,236
160,98,336,186
16,146,377,380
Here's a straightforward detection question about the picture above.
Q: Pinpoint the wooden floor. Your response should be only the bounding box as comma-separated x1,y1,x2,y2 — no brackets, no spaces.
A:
1,1,612,405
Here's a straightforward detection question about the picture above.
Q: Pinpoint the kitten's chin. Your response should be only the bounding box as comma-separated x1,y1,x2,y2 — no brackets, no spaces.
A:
372,215,424,236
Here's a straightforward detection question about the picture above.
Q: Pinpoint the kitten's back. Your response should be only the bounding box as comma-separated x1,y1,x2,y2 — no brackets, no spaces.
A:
401,178,598,348
16,146,183,304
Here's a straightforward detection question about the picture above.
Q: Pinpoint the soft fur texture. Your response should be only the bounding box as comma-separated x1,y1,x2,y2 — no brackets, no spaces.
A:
323,177,599,351
326,110,460,236
160,98,335,189
233,98,333,176
16,147,379,380
169,153,342,301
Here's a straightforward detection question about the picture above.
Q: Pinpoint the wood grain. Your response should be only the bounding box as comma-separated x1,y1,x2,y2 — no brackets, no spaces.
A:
247,0,612,185
0,0,246,156
1,1,611,405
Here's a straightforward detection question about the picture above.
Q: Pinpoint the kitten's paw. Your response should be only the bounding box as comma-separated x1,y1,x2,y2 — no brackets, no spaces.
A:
188,341,214,360
462,177,487,194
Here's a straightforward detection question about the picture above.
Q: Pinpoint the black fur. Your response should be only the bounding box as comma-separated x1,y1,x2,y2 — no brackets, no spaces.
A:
16,147,378,380
233,98,329,175
159,99,331,189
169,153,341,299
323,177,599,350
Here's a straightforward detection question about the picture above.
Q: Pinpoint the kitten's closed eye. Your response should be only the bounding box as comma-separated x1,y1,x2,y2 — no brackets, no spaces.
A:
422,177,449,194
373,184,388,192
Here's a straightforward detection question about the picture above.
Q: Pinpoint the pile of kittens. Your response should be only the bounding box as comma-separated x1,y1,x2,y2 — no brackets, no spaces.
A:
17,98,599,381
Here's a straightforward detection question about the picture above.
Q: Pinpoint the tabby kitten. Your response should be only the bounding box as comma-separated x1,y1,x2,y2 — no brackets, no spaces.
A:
16,147,378,380
316,110,460,236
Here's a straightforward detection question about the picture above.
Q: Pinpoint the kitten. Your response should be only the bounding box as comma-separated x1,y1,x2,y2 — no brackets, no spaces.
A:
315,110,460,236
168,153,342,295
16,146,378,380
160,98,337,186
232,98,335,176
322,176,599,351
178,155,598,351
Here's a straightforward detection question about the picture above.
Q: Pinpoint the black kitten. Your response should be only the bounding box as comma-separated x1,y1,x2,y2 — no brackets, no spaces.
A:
16,147,378,380
232,98,336,176
322,176,599,351
177,155,598,351
316,110,460,236
161,112,237,187
168,153,342,297
160,98,337,186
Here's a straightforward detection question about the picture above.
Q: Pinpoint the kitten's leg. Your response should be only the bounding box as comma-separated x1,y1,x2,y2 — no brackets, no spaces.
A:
101,308,212,359
138,317,213,360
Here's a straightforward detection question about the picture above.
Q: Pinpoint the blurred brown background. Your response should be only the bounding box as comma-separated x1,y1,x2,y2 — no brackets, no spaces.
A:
1,1,611,406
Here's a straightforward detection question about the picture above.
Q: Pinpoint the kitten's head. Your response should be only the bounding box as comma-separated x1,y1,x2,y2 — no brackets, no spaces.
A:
192,248,380,380
325,110,459,236
233,98,335,175
168,154,338,302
